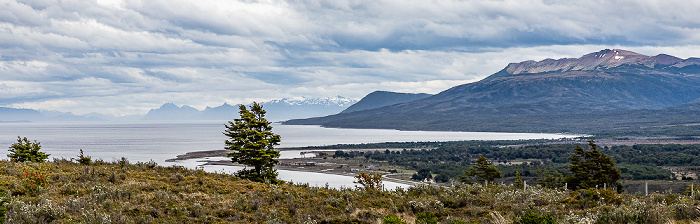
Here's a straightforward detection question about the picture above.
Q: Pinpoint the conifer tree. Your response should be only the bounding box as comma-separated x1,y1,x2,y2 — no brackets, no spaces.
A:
461,154,502,183
514,171,524,189
566,139,622,192
224,102,281,183
8,136,49,163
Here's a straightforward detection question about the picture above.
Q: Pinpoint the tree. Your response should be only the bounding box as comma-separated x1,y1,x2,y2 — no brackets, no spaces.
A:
224,102,281,183
461,154,502,183
7,136,49,163
354,172,383,191
411,168,432,181
565,139,622,192
514,171,524,189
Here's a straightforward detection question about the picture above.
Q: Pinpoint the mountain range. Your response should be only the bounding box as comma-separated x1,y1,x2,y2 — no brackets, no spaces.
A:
0,97,358,123
141,96,357,122
285,49,700,135
0,107,106,122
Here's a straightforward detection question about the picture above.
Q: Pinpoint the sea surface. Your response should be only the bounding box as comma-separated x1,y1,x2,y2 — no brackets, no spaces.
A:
0,121,579,188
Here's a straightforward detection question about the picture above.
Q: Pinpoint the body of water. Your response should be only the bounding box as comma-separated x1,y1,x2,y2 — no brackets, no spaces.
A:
0,121,579,188
0,121,578,162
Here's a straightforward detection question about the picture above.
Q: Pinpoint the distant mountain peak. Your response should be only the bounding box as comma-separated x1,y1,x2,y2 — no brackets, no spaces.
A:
159,103,179,109
267,96,356,107
285,49,700,133
491,49,690,79
141,96,357,121
650,53,683,65
154,103,198,111
340,91,432,114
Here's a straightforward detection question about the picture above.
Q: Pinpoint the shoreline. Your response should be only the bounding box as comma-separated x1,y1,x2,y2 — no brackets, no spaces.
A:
164,137,700,187
166,136,700,163
166,149,423,186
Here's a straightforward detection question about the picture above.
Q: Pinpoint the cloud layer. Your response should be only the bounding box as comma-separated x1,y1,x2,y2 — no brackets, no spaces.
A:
1,0,699,115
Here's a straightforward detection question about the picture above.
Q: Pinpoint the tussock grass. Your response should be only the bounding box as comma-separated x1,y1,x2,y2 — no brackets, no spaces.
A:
1,159,700,223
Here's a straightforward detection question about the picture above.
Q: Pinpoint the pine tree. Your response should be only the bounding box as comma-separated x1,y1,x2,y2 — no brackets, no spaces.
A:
565,139,622,192
514,171,524,189
461,154,502,184
224,102,281,183
7,136,49,163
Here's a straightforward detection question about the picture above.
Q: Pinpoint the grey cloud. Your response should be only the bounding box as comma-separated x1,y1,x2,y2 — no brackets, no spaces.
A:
0,0,47,26
287,0,700,50
2,0,700,115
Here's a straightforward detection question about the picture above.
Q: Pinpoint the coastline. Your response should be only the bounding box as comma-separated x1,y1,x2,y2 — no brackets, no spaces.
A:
165,149,422,187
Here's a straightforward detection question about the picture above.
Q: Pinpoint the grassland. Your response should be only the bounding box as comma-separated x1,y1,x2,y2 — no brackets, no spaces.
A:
2,159,700,223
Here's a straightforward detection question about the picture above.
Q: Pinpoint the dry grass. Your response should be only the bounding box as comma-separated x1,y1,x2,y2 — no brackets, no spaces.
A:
1,159,700,223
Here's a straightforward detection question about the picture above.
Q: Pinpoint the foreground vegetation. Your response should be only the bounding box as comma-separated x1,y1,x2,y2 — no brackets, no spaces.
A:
3,159,700,223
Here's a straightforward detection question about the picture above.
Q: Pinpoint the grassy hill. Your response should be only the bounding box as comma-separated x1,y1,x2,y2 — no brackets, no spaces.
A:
2,159,700,223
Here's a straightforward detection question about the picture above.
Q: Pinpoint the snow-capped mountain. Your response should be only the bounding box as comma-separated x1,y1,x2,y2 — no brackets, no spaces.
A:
141,96,358,122
266,96,356,107
259,96,357,122
286,49,700,133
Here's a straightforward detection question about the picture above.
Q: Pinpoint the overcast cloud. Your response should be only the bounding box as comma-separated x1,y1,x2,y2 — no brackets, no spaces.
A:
1,0,700,115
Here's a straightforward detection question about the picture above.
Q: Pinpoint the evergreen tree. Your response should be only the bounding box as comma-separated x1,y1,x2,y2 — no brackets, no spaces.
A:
224,102,281,183
514,171,524,189
461,154,502,183
8,136,49,163
565,139,622,192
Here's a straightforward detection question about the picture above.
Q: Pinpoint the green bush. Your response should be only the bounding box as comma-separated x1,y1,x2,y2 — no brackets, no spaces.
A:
515,212,555,224
0,189,8,224
77,149,91,165
416,212,438,224
382,215,407,224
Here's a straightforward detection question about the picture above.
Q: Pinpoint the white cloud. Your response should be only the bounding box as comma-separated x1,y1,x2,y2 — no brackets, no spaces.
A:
1,0,699,115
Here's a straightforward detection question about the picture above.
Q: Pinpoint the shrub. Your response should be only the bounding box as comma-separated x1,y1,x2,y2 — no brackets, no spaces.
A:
77,149,91,165
21,166,49,196
382,215,407,224
0,188,8,224
563,188,623,209
354,172,383,191
415,212,438,224
515,212,555,224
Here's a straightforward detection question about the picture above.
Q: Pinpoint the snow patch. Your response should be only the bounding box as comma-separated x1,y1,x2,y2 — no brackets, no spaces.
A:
266,96,357,107
614,55,624,60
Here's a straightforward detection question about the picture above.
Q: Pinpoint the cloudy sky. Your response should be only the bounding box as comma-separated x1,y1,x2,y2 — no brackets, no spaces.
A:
2,0,700,116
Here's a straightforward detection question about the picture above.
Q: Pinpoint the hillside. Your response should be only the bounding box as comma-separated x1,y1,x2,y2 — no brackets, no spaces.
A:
340,91,432,114
285,49,700,134
2,159,700,223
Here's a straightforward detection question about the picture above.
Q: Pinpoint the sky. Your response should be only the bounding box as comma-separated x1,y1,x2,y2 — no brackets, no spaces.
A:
2,0,700,116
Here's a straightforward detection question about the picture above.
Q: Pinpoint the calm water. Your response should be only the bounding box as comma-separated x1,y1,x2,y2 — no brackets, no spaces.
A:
0,121,577,163
0,121,578,188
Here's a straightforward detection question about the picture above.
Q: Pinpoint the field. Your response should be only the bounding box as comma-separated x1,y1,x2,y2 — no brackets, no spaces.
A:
3,158,700,223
